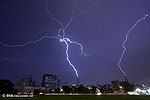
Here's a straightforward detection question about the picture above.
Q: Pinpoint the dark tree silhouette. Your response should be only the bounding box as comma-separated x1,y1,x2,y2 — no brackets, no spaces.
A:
0,79,14,94
62,85,72,93
120,81,135,92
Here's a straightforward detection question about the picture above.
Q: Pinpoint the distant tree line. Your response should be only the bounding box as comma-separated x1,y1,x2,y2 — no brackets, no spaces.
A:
40,81,135,94
42,85,97,94
0,79,136,94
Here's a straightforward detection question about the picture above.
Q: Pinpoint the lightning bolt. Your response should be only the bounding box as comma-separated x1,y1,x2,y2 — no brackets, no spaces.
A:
0,36,59,48
45,0,102,77
118,13,149,76
0,0,101,77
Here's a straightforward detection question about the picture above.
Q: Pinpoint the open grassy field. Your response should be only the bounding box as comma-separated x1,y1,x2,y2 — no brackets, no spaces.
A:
1,95,150,100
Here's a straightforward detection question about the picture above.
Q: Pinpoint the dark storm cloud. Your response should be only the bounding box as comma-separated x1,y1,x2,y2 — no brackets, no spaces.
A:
0,0,150,85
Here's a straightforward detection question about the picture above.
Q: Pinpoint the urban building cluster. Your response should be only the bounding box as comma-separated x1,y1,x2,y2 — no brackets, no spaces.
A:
12,74,60,94
0,74,148,95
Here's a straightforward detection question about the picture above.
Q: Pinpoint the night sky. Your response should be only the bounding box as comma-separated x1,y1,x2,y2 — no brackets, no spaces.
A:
0,0,150,86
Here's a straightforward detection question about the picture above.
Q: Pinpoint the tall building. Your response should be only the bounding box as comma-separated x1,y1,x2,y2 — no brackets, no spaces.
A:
41,74,61,89
14,75,41,93
96,81,101,89
16,75,35,87
29,75,33,86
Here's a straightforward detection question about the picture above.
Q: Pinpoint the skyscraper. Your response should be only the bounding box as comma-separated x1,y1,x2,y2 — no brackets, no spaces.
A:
41,74,61,89
96,81,101,89
29,75,32,86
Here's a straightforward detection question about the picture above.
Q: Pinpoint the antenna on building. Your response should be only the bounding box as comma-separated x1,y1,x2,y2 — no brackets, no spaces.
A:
76,78,80,86
124,75,128,82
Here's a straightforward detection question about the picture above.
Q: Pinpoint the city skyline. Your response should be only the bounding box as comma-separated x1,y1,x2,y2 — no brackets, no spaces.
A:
0,0,150,85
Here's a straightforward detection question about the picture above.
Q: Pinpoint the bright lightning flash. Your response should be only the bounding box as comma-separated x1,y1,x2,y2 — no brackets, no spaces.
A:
0,0,101,77
118,13,149,76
